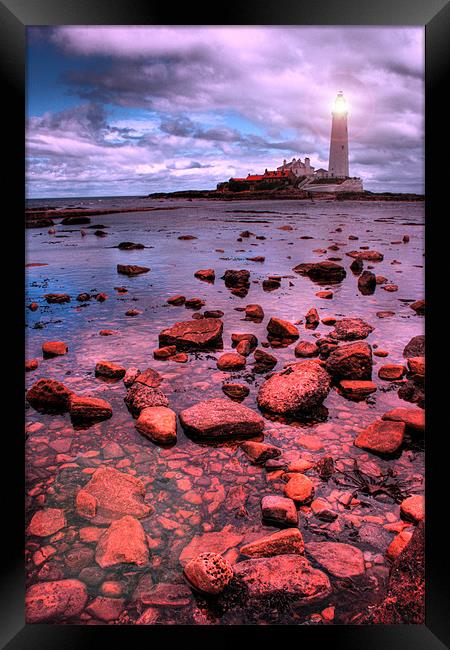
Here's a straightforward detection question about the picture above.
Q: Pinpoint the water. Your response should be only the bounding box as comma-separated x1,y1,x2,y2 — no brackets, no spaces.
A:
25,198,424,625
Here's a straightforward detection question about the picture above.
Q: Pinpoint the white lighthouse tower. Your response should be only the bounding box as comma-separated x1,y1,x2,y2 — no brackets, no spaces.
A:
328,91,349,178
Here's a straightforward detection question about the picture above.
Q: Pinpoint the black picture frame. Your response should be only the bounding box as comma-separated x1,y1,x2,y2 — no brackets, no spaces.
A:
1,0,448,647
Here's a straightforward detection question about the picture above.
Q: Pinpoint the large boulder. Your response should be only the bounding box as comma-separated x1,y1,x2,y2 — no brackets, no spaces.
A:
403,335,425,358
306,541,366,578
25,579,88,623
95,515,149,568
179,398,264,440
354,419,405,454
257,360,331,415
382,407,424,434
75,467,151,524
358,270,376,295
330,318,374,341
292,261,346,284
267,317,299,340
136,406,177,445
159,318,223,351
325,341,373,379
26,378,72,413
233,555,331,603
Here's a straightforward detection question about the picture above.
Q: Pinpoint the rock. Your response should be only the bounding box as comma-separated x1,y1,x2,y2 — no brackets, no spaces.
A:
386,530,413,560
123,367,141,387
116,264,150,275
236,339,251,356
26,378,72,412
61,215,91,225
245,304,264,320
261,495,298,527
263,278,281,291
240,528,304,557
25,579,88,623
331,318,374,341
339,380,377,400
316,290,333,299
76,466,150,524
102,441,124,459
222,383,250,400
179,527,243,565
234,555,331,602
284,474,315,504
378,364,406,380
136,406,177,445
382,284,398,292
194,268,215,282
44,293,71,303
28,508,66,537
69,395,113,422
95,360,126,379
159,318,223,351
267,317,299,339
25,359,39,372
240,441,281,464
124,383,169,416
179,398,264,440
134,368,162,388
354,420,405,454
26,216,54,229
42,341,68,358
77,292,91,302
184,553,233,595
347,250,383,261
294,341,319,357
306,541,365,578
358,270,376,294
217,352,246,371
305,308,320,329
28,302,39,311
222,269,250,290
118,241,144,250
403,335,425,358
204,310,224,319
407,356,425,376
382,407,425,434
400,495,425,523
257,360,331,415
358,523,392,550
398,379,425,409
314,455,335,479
125,308,141,317
136,608,159,625
350,256,363,273
231,333,258,349
167,294,186,305
185,297,205,309
253,349,277,370
153,345,177,359
178,234,197,240
410,300,425,315
325,341,373,380
95,515,149,568
86,596,125,622
311,498,337,522
293,261,346,284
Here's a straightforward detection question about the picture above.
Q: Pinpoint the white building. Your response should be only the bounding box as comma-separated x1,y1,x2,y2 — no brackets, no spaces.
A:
328,90,350,178
277,157,315,177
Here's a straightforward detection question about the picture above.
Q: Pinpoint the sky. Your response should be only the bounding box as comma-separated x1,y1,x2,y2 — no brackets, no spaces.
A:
26,26,424,198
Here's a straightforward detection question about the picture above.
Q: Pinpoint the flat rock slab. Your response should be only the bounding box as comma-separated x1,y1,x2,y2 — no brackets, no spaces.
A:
116,264,150,275
355,419,405,454
261,495,298,527
257,360,331,415
28,508,66,537
136,406,177,445
69,395,112,422
26,579,88,623
179,398,264,440
95,515,149,568
240,528,304,558
382,407,425,433
346,250,384,261
306,541,366,578
179,526,244,565
234,554,331,602
76,466,151,524
159,318,223,351
331,318,374,341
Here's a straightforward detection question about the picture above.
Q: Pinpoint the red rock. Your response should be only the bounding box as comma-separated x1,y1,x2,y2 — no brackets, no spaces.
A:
79,526,104,543
76,466,151,524
403,335,425,358
153,345,177,359
234,555,331,602
124,383,169,416
294,341,319,357
339,380,377,399
261,495,298,527
355,420,405,454
410,300,425,315
253,349,277,370
382,407,424,433
172,352,188,363
386,530,413,559
407,356,425,376
331,317,374,341
245,304,264,320
231,332,258,349
321,316,337,325
25,359,39,371
204,309,224,319
179,398,264,440
358,270,377,294
382,284,399,292
305,307,320,329
44,293,70,303
178,235,197,240
123,367,141,387
267,317,299,339
117,241,144,250
86,596,125,621
378,364,406,380
99,329,117,336
134,368,162,388
184,552,233,594
222,383,249,400
140,583,192,607
306,541,365,577
240,441,281,464
257,360,331,415
185,297,205,309
374,349,389,357
25,579,88,623
293,261,346,284
284,474,315,504
102,441,124,459
347,250,384,261
95,515,149,568
167,294,186,305
236,339,251,356
222,269,250,288
95,360,126,379
95,292,108,302
179,526,243,565
26,378,72,412
316,290,333,299
311,498,337,521
194,268,215,282
29,302,39,311
325,341,373,380
240,528,304,558
28,508,66,537
69,395,112,422
159,318,223,351
136,608,159,624
400,495,425,523
217,352,246,370
116,264,150,275
136,406,177,445
42,341,68,358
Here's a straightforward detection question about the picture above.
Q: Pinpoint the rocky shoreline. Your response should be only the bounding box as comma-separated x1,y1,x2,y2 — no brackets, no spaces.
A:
25,199,425,625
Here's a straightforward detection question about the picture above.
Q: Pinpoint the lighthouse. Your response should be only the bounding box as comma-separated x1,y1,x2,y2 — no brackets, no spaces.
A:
328,91,349,178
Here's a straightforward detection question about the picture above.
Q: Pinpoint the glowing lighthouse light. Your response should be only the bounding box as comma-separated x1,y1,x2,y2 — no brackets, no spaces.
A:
328,91,349,178
333,90,348,115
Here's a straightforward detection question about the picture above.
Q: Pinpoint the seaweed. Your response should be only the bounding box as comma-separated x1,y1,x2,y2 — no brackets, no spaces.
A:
332,459,410,504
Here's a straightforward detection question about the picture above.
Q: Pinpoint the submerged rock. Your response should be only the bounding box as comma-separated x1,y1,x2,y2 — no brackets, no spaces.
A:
69,395,113,422
28,508,66,537
240,441,281,464
257,360,331,415
25,579,88,623
261,495,298,527
179,398,264,440
95,515,149,568
240,528,304,558
347,250,383,261
222,383,250,400
159,318,223,351
44,293,70,303
306,541,365,578
184,552,233,595
117,241,145,250
354,419,405,454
